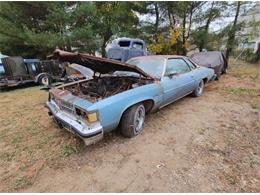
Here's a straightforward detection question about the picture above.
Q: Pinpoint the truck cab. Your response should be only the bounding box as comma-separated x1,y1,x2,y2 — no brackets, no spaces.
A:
107,37,147,62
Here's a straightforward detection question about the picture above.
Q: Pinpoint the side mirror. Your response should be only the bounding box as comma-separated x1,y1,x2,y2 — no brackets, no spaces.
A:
167,71,178,78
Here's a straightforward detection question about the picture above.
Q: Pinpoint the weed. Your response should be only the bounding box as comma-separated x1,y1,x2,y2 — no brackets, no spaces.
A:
14,176,32,190
60,144,76,157
197,128,206,135
0,152,16,162
12,134,23,146
249,156,260,166
250,100,260,110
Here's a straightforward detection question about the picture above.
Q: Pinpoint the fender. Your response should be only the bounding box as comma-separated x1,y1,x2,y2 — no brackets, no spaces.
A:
91,83,163,132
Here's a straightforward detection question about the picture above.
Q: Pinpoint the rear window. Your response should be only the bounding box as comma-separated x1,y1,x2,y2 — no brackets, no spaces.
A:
118,41,131,47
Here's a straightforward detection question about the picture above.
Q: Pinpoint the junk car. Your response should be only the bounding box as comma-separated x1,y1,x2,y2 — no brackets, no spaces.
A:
190,51,228,80
46,50,214,145
107,37,147,62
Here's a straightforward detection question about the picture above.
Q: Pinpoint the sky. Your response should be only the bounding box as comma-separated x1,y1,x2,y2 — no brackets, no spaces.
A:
137,1,257,33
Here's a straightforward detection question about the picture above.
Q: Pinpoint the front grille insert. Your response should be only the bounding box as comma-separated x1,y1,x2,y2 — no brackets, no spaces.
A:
61,100,74,114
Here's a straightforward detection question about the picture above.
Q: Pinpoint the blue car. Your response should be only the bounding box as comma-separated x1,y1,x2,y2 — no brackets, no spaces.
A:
46,50,214,145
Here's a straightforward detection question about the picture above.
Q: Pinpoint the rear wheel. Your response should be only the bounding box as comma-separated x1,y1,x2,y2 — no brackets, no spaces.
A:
192,80,204,97
39,74,52,86
120,103,145,138
222,67,227,74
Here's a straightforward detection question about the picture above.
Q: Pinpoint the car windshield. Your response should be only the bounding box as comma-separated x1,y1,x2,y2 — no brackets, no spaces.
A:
122,58,165,78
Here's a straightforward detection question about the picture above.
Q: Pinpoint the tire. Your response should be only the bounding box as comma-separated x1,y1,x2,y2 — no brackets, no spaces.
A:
192,80,204,97
222,67,227,74
39,74,52,86
120,103,145,138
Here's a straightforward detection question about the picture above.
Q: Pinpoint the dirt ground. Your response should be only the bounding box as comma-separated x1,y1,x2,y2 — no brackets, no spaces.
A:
0,59,259,192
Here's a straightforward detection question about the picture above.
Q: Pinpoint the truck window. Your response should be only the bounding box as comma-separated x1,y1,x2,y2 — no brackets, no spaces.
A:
132,42,143,49
0,64,5,75
31,64,36,72
118,41,131,47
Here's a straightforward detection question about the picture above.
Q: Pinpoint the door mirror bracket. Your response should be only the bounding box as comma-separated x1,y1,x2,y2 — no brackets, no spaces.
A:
167,71,178,78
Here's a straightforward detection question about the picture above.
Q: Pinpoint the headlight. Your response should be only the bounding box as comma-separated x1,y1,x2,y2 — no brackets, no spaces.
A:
86,112,98,123
75,107,98,123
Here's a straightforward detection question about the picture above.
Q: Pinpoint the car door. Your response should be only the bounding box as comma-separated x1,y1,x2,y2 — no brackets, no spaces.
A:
161,58,196,105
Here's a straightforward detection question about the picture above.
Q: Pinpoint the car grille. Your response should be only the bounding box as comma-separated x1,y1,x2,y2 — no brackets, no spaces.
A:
60,100,75,114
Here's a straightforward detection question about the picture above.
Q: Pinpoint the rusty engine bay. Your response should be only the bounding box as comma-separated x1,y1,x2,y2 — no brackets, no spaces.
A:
62,76,153,102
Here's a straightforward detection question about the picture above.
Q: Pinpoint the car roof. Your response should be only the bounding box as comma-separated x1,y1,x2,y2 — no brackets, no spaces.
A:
128,55,187,61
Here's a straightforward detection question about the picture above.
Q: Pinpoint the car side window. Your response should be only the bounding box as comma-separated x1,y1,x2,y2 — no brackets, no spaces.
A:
165,58,191,75
185,59,196,69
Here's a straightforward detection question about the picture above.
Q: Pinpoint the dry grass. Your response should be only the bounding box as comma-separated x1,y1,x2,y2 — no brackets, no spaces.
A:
219,59,260,111
0,86,84,192
0,58,259,192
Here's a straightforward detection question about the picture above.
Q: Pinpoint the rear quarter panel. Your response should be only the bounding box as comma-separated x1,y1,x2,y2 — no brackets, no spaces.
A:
192,66,214,87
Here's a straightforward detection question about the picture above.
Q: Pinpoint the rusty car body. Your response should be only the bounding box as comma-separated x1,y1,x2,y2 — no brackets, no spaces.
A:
46,50,214,145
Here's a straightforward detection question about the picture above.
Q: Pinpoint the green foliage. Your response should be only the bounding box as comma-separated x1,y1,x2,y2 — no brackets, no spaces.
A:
0,1,139,58
0,1,257,58
92,2,139,56
0,2,72,58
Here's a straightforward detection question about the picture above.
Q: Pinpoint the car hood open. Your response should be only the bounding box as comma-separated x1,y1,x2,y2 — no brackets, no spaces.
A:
48,49,155,80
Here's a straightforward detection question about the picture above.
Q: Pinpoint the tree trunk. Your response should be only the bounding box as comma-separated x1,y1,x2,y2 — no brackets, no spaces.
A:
154,2,159,43
101,41,107,58
200,1,215,50
182,12,187,55
225,1,241,62
101,31,112,57
186,3,194,40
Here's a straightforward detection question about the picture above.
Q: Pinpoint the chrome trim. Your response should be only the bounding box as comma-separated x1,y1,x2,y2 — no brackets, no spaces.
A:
46,100,103,141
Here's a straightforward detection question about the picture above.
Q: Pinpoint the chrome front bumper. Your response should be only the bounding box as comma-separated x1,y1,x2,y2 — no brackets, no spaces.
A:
46,101,103,145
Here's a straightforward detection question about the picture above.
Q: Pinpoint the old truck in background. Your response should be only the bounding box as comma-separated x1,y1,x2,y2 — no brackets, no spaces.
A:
0,56,62,88
107,37,147,62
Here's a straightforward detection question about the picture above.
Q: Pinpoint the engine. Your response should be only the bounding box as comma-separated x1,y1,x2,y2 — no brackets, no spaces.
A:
64,76,151,102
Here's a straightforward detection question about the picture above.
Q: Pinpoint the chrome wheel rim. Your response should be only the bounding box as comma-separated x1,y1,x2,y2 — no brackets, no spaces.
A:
134,105,145,134
197,81,204,95
42,76,49,86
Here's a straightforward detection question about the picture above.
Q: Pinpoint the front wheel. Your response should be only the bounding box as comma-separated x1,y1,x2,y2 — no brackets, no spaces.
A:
120,103,145,138
192,80,204,97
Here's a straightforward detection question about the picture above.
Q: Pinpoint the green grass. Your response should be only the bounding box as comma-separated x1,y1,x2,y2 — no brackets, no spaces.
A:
14,176,32,190
224,87,260,110
0,152,16,162
224,87,260,95
60,142,84,157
